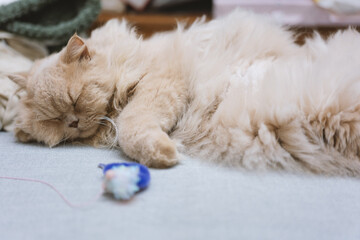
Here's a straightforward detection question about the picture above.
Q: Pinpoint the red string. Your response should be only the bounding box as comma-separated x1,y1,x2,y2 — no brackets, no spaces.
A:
0,176,103,208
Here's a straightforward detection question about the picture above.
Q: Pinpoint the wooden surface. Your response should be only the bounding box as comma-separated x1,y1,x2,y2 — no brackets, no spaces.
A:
92,11,357,43
93,11,211,38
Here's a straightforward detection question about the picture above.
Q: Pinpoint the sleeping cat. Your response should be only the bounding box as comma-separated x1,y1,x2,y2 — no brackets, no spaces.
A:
10,10,360,176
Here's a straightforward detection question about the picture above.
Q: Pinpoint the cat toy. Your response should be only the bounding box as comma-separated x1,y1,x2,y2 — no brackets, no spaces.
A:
0,162,150,208
98,162,151,200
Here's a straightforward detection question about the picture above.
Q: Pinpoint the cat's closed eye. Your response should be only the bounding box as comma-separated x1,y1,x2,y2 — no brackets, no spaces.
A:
73,95,80,108
49,117,62,122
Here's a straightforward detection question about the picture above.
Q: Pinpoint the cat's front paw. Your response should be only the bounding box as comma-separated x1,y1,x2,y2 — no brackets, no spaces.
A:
120,129,178,168
15,128,34,143
145,131,178,168
119,127,179,168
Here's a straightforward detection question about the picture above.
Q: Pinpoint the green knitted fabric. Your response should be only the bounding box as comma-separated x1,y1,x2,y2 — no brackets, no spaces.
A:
0,0,100,45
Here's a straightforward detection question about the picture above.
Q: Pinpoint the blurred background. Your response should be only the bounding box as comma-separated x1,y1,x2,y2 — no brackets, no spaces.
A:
1,0,360,51
100,0,360,35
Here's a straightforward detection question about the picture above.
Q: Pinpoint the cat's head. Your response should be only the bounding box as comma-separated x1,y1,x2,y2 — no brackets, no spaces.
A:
10,34,116,147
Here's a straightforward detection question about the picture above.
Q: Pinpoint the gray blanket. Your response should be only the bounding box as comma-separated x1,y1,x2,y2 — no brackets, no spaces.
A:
0,131,359,240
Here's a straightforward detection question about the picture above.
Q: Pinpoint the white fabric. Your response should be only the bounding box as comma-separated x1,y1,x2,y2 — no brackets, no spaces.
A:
315,0,360,14
0,131,360,240
214,0,360,26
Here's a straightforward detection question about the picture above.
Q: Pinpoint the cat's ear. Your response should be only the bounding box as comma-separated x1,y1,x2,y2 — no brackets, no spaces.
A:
8,72,28,88
63,34,91,63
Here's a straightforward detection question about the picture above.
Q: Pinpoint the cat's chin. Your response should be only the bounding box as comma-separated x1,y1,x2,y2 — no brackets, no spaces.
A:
77,125,99,139
45,125,100,146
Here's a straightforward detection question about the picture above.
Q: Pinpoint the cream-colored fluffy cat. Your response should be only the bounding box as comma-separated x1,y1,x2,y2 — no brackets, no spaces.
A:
10,10,360,176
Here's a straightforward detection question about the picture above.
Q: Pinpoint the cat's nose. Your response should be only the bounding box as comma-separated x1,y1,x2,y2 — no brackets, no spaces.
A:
69,120,79,128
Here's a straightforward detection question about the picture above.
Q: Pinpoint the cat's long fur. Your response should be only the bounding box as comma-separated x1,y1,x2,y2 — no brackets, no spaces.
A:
11,10,360,176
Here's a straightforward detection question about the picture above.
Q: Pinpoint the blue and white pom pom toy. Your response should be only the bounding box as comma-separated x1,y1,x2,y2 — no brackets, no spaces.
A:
98,162,151,200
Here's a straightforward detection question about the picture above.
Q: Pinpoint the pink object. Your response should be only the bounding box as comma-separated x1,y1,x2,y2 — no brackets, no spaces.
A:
105,170,115,180
0,176,102,208
213,0,360,26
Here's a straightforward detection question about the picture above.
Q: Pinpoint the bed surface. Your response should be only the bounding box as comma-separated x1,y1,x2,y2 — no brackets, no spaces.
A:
1,131,360,240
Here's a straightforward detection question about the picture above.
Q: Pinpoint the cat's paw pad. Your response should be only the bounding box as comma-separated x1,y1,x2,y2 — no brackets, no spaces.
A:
144,131,178,168
15,129,33,143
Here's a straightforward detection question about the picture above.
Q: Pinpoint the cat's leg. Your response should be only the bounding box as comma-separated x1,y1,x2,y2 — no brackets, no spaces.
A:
118,114,178,167
115,78,186,168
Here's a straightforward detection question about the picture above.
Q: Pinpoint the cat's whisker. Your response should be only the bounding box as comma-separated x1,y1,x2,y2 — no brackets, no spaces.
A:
60,134,72,144
97,116,119,149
